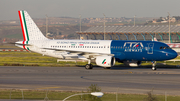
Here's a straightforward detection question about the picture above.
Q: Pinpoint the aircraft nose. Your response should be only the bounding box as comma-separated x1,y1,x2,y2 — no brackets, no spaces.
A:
168,50,178,59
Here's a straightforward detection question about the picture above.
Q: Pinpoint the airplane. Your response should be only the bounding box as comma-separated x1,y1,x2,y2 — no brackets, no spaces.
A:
15,10,178,70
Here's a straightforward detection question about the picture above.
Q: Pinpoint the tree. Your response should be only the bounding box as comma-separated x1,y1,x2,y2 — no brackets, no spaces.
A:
78,90,87,101
67,34,76,39
79,84,102,101
143,91,158,101
156,17,163,22
87,84,102,101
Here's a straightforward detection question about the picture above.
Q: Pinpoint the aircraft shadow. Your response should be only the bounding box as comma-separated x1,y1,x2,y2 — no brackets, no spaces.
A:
76,65,180,70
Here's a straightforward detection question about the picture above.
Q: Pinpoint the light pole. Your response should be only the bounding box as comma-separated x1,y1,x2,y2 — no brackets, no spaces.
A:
168,12,171,43
79,14,82,32
62,92,104,101
103,13,106,40
134,15,136,26
79,14,82,40
46,15,48,37
116,87,119,101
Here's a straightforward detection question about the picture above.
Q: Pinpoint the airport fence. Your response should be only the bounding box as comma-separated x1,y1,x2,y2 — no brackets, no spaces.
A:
0,89,180,101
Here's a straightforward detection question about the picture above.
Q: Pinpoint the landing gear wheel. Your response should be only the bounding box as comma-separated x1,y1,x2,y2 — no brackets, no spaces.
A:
104,67,111,69
90,64,93,69
151,61,156,71
85,64,93,69
152,66,156,71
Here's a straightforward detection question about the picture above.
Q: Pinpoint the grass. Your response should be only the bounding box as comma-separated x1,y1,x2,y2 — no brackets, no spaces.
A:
3,33,23,39
0,51,88,67
0,89,180,101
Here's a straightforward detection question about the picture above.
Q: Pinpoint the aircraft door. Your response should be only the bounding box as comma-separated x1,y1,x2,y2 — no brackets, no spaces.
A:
147,43,154,54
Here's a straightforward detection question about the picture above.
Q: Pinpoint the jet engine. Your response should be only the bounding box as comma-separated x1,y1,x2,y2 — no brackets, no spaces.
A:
95,56,115,67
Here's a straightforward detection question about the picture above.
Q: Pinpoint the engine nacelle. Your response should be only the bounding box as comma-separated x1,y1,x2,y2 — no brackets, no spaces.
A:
95,56,115,67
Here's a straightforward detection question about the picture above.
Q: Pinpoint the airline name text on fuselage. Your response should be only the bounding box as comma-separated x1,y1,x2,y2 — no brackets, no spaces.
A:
57,41,100,44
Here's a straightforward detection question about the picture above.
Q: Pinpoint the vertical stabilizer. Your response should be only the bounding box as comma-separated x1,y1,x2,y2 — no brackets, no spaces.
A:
18,10,48,41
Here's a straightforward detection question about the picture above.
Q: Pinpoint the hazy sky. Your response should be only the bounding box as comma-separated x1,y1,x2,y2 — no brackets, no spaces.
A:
1,0,180,20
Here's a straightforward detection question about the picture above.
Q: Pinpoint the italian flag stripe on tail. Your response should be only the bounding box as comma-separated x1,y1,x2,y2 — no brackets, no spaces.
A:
18,10,29,51
18,10,29,41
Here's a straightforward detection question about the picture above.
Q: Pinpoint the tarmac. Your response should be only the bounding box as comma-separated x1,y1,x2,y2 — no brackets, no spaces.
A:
0,66,180,96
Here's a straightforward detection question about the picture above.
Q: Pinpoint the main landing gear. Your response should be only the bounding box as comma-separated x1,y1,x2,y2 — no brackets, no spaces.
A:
85,60,93,69
151,61,156,71
85,64,93,69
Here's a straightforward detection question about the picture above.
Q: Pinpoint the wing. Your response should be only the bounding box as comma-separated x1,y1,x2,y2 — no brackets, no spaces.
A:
42,48,114,56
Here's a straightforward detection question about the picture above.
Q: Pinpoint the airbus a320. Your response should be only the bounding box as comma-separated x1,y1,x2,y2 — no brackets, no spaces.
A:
15,11,178,70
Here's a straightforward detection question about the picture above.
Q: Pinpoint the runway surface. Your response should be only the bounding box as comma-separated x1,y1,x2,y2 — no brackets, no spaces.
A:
0,66,180,95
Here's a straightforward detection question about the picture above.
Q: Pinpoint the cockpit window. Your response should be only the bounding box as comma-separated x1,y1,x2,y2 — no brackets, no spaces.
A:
160,46,171,49
166,46,171,49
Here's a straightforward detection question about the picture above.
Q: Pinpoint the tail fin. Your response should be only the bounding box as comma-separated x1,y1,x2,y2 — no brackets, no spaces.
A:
18,10,48,41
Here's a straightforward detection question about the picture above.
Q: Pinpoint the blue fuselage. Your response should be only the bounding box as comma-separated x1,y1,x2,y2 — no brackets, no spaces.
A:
111,40,177,62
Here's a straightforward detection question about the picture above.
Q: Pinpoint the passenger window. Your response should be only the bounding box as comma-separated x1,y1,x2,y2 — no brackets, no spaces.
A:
163,47,166,49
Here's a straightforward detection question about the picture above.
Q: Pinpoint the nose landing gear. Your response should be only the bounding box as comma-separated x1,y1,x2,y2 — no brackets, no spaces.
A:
151,61,156,71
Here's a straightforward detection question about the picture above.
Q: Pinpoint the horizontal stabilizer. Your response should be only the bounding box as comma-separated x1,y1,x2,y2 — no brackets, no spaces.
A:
3,42,32,46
